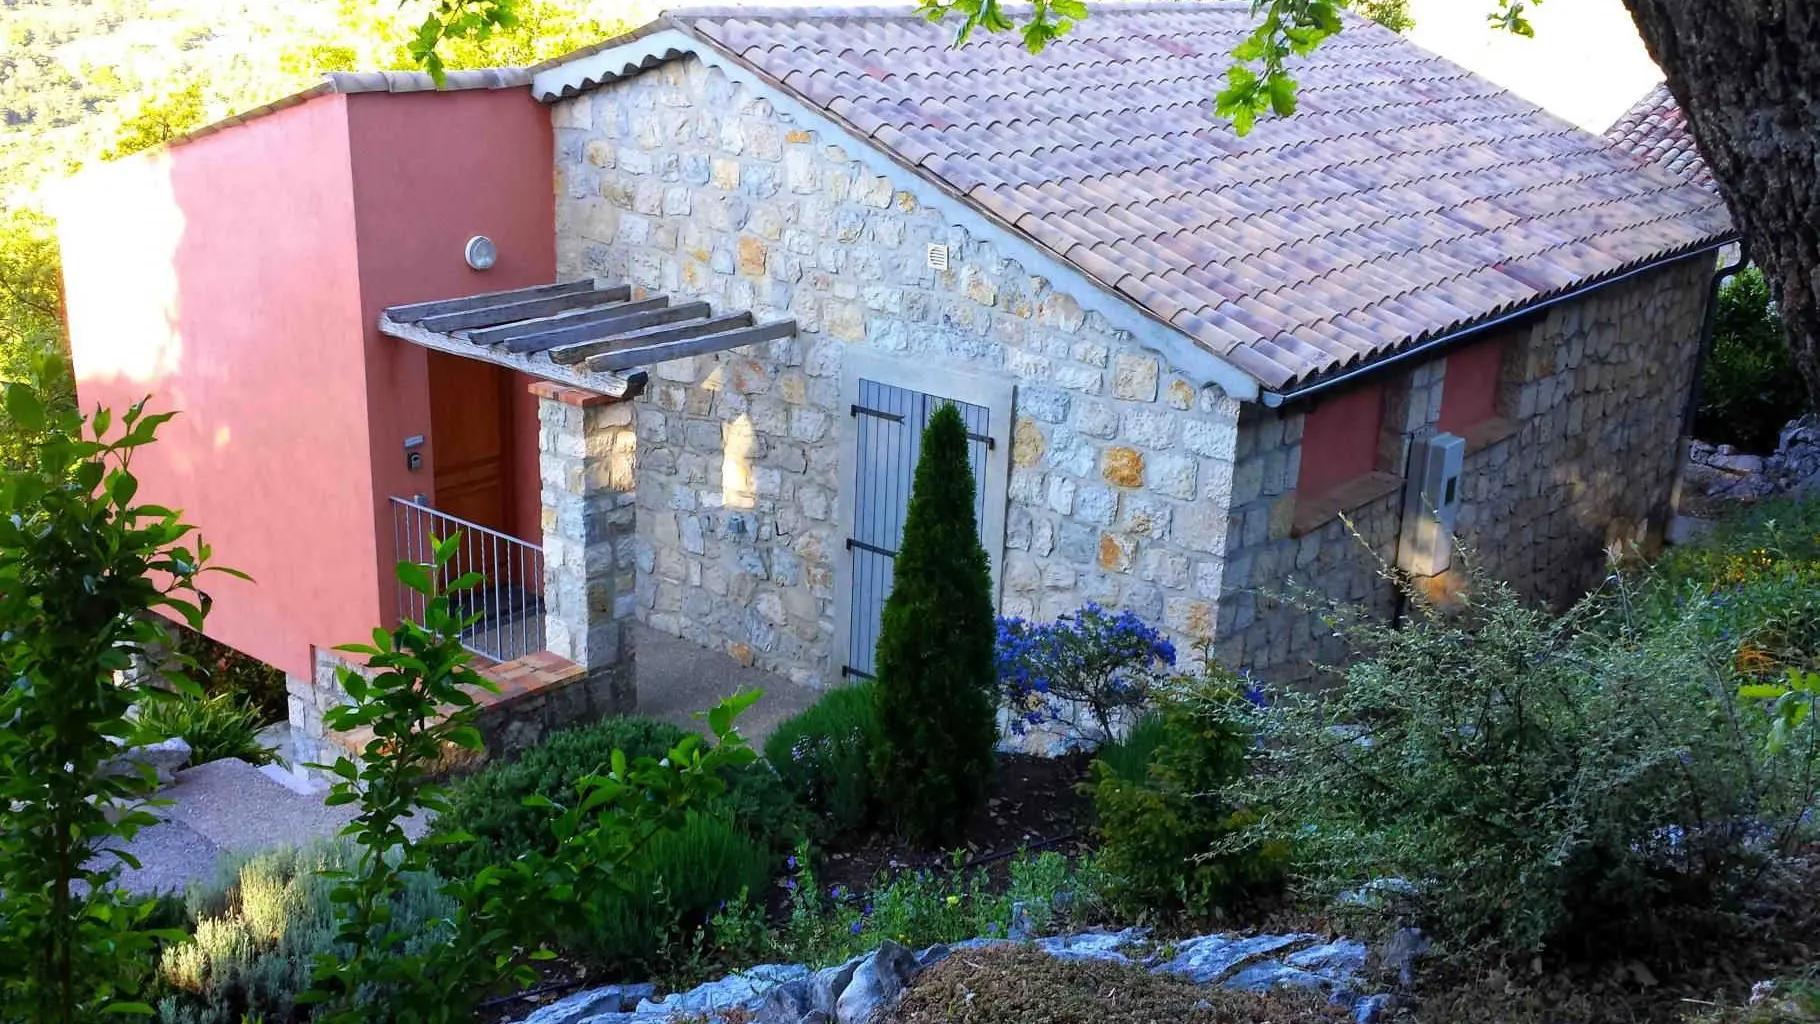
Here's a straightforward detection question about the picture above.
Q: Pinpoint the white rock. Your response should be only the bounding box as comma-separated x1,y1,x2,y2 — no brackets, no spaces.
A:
834,940,918,1024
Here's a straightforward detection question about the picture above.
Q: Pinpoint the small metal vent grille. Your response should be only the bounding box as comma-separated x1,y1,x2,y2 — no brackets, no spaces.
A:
925,243,950,271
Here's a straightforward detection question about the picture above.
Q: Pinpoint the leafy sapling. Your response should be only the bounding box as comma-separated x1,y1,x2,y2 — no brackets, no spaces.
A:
304,537,767,1018
0,390,243,1023
305,534,510,1023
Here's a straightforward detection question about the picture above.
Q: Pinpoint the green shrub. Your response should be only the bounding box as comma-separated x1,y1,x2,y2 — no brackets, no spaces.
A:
425,713,803,974
170,625,288,725
1246,560,1819,958
152,843,455,1024
427,715,690,877
430,715,804,875
1641,496,1820,674
556,810,772,972
1088,678,1283,919
1651,495,1820,589
134,691,274,766
872,404,1000,846
1697,266,1808,454
765,682,883,837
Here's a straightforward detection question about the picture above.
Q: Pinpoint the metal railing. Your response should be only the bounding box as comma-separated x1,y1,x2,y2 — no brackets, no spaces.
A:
390,496,545,664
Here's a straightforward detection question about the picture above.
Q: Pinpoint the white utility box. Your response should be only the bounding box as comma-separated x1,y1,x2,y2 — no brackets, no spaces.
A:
1397,432,1466,577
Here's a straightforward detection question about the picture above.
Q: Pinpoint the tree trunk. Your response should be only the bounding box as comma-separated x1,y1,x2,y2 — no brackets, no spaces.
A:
1620,0,1820,407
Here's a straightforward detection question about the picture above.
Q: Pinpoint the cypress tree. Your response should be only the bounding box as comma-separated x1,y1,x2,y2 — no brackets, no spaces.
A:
872,402,999,845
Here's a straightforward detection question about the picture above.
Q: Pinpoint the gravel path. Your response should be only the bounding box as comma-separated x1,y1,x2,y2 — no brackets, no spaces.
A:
111,757,359,895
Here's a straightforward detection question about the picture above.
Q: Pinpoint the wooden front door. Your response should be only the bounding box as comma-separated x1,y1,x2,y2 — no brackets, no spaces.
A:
427,351,513,533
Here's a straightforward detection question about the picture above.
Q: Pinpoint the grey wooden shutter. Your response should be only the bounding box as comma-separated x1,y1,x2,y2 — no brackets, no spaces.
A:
844,379,994,680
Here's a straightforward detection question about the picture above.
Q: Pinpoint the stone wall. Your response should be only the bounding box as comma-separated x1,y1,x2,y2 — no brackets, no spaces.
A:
1216,256,1714,680
552,57,1242,686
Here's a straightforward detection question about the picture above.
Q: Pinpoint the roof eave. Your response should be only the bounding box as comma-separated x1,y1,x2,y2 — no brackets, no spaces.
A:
1257,232,1740,409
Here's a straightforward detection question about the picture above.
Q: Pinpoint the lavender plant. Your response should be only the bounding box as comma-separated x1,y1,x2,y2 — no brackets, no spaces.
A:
995,604,1177,743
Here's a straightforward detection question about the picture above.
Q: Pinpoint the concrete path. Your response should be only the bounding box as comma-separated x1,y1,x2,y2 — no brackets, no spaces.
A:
631,622,819,743
112,627,819,894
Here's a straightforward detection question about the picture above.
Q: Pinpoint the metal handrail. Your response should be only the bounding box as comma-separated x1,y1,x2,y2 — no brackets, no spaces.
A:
389,496,546,664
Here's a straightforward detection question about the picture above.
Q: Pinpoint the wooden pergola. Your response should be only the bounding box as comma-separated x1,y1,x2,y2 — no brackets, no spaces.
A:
379,280,797,398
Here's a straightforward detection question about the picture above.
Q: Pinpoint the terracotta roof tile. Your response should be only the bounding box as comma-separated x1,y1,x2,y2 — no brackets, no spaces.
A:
1604,82,1715,191
652,3,1733,389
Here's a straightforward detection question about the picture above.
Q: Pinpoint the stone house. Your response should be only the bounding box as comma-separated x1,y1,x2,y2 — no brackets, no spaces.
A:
59,3,1733,758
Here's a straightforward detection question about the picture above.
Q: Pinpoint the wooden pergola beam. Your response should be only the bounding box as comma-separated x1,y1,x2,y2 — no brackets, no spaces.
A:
378,280,797,395
418,285,634,333
385,279,599,324
464,295,668,346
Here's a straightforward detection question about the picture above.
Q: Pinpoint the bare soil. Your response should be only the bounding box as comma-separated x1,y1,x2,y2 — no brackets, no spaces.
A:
816,751,1095,895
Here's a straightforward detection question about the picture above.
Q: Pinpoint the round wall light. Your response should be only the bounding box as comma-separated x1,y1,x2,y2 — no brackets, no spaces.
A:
464,235,498,271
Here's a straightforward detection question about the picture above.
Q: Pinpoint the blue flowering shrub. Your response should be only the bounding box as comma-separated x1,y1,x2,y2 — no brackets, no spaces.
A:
1239,551,1820,959
995,604,1177,746
1086,662,1285,918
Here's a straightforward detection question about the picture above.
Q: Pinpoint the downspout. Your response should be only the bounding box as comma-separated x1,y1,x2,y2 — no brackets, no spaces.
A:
1680,243,1750,443
1669,243,1750,523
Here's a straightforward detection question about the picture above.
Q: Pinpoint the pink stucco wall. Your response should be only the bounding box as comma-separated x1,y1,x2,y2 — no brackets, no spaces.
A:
59,86,554,679
343,88,556,614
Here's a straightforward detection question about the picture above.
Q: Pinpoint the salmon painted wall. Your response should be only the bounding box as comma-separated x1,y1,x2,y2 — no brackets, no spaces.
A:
59,95,374,679
343,88,554,601
59,85,555,679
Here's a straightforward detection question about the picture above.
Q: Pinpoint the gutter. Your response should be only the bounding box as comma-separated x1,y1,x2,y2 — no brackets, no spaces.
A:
1258,237,1740,409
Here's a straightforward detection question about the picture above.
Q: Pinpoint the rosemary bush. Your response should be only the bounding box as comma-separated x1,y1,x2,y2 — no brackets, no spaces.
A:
1243,558,1820,957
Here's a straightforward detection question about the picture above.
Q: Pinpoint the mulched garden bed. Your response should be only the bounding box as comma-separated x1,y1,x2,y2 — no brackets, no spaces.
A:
882,945,1349,1024
479,752,1097,1024
815,751,1094,896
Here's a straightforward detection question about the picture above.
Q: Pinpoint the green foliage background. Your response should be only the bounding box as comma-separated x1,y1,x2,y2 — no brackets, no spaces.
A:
1697,266,1809,453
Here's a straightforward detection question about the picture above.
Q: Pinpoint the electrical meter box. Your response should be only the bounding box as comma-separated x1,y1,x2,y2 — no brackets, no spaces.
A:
1397,432,1466,577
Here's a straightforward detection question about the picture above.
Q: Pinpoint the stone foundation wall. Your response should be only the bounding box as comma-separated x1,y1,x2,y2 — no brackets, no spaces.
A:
283,648,356,767
1217,256,1714,681
553,57,1242,686
285,647,632,769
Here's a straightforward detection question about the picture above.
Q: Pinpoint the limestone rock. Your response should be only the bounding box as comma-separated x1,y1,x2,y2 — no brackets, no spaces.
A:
1034,927,1145,963
834,940,919,1024
104,736,191,786
1155,932,1312,984
809,955,865,1015
634,963,808,1017
518,983,655,1024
